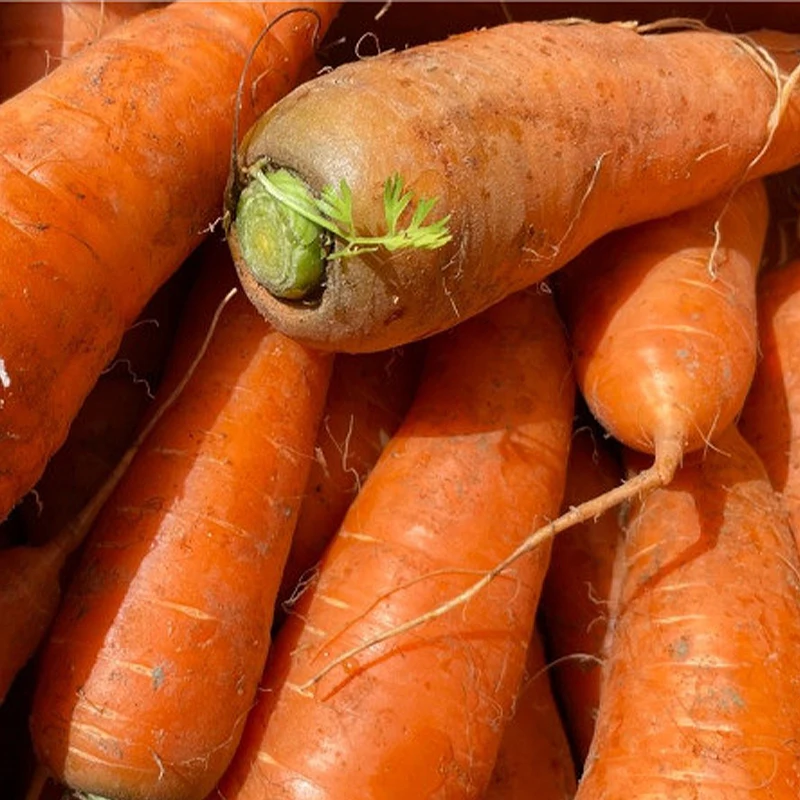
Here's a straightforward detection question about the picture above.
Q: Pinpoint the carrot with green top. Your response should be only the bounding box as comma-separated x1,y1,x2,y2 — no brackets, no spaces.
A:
28,246,333,800
224,20,800,352
212,287,574,800
0,0,339,523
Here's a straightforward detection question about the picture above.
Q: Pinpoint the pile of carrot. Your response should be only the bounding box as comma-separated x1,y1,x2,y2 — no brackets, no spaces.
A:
6,3,800,799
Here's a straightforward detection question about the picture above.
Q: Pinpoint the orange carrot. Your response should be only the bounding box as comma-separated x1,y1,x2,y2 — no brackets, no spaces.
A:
224,20,800,352
740,257,800,538
484,629,577,800
28,248,333,800
0,0,339,523
277,344,425,619
577,426,800,798
539,422,624,768
0,2,162,101
211,287,574,800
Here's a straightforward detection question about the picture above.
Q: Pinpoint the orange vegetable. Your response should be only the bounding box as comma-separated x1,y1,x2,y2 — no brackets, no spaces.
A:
484,629,577,800
29,250,333,800
212,288,574,799
277,344,425,620
0,2,162,101
539,422,624,768
227,21,800,352
740,257,800,538
0,0,339,523
577,426,800,798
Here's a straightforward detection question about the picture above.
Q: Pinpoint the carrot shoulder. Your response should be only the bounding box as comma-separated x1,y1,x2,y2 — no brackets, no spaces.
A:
577,426,800,798
212,288,575,800
28,250,333,800
226,20,800,352
0,0,339,522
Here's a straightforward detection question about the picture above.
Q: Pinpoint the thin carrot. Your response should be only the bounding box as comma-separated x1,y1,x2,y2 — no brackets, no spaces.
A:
0,0,339,523
538,421,624,768
484,628,577,800
29,246,333,800
223,20,800,352
577,426,800,798
0,2,162,101
211,288,574,800
739,257,800,536
277,344,425,620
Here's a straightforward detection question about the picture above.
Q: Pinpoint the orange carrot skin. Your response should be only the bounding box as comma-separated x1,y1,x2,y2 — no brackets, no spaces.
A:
555,179,768,459
0,2,162,101
213,289,575,800
0,0,339,523
539,424,624,768
29,260,334,800
484,629,577,800
234,22,800,352
277,344,425,617
740,258,800,538
578,427,800,799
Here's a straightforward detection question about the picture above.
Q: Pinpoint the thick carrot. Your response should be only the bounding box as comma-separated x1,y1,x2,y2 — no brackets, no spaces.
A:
739,257,800,538
484,629,577,800
538,422,624,768
0,0,339,523
211,288,574,800
0,2,162,101
277,344,425,619
224,20,800,352
28,249,333,800
577,426,800,798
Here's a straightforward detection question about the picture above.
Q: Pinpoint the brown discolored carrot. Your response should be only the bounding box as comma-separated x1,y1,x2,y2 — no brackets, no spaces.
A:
225,20,800,352
277,344,425,621
739,257,800,538
0,0,340,523
28,248,334,800
484,628,577,800
211,288,574,800
538,422,624,768
576,426,800,798
0,2,163,101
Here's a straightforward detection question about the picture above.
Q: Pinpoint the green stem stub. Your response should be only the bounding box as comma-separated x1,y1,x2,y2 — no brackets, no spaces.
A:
234,164,452,301
235,171,325,300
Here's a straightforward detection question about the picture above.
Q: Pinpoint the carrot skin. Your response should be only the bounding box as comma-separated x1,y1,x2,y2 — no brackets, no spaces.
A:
28,253,334,800
739,257,800,539
230,21,800,352
0,0,339,522
577,427,800,799
277,344,425,619
213,288,575,799
538,424,624,768
555,178,768,463
484,629,577,800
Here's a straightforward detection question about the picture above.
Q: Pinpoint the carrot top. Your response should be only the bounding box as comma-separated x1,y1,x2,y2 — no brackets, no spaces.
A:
232,164,452,298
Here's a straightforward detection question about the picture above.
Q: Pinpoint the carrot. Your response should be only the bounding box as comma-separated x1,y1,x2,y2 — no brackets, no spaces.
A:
277,344,425,620
577,426,800,798
28,246,333,800
0,0,339,524
0,2,162,101
739,257,800,536
538,421,624,768
211,287,574,800
484,628,577,800
222,19,800,352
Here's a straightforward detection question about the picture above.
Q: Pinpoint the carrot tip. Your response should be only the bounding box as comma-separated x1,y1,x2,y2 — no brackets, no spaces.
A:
233,170,325,300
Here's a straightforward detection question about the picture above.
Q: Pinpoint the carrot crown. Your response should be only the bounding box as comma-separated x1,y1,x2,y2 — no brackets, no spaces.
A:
232,164,452,299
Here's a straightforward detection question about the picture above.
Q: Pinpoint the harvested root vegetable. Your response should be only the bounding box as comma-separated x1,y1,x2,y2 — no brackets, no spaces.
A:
212,288,574,800
226,20,800,352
